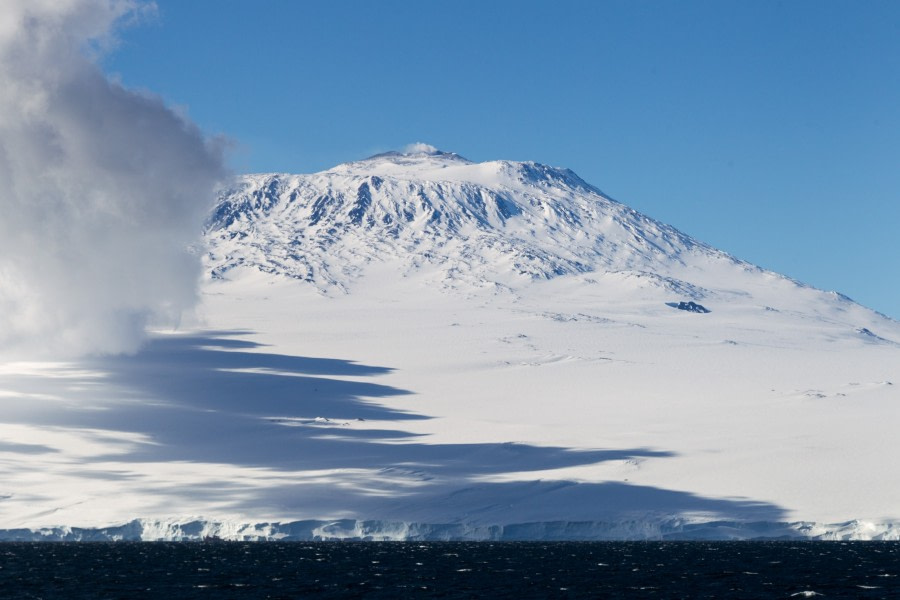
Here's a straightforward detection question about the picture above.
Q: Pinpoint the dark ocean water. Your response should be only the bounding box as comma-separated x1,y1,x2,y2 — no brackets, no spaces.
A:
0,541,897,599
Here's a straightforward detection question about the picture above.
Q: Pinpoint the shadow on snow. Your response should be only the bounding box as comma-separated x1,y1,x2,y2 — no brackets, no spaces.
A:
0,330,788,524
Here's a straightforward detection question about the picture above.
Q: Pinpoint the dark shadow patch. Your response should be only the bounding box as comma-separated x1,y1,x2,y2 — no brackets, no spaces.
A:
666,301,710,313
0,442,57,455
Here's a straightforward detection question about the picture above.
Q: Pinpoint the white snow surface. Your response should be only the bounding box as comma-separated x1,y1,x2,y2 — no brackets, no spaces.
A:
1,148,899,540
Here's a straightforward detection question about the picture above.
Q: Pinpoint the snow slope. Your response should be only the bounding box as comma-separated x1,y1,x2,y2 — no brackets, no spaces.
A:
1,147,898,540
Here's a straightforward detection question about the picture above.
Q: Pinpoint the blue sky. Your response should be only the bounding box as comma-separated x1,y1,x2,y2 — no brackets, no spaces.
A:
104,0,900,318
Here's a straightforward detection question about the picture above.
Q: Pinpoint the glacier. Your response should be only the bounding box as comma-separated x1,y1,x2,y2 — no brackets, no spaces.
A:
1,146,898,541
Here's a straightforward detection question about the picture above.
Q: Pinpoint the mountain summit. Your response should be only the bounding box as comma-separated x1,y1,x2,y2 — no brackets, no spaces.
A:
206,147,743,300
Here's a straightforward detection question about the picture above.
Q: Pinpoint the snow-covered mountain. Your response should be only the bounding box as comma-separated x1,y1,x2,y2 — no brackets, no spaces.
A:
205,147,880,325
1,147,898,541
206,148,726,292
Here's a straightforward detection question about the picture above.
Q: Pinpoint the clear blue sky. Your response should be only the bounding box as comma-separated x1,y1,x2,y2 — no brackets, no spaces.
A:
104,0,900,318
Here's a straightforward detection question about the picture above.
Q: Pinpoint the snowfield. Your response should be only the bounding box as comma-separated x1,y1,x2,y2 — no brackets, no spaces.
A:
1,148,898,540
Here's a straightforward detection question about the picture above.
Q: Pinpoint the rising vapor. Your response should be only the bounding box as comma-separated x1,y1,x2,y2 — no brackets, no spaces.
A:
0,0,226,356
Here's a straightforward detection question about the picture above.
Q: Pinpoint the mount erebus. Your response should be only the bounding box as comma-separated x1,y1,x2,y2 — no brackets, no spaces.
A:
1,147,898,540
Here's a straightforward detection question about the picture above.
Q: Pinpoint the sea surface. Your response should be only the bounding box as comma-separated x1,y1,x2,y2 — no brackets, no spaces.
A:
1,541,897,599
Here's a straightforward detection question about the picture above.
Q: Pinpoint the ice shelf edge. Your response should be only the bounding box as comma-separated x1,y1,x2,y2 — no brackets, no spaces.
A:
2,518,899,542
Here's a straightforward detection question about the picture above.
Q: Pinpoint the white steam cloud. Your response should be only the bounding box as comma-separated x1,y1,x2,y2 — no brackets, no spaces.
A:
0,0,226,357
402,142,439,155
